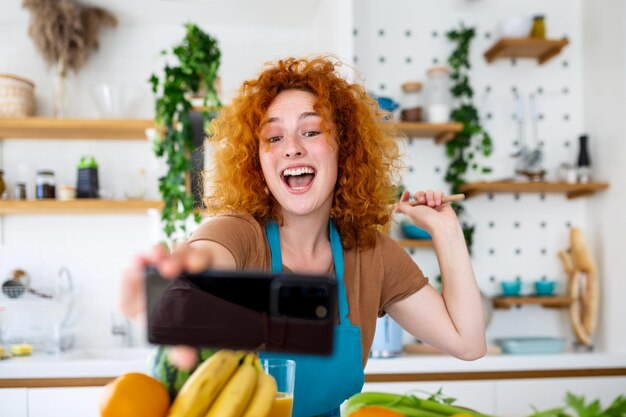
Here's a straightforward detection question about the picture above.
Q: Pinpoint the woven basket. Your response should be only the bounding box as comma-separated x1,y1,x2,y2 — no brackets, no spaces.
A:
0,74,35,118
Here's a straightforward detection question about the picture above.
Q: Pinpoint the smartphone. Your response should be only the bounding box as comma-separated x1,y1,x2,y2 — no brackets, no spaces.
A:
145,266,337,355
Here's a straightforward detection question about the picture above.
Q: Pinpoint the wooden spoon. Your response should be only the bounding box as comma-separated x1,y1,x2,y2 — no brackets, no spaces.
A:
407,193,465,207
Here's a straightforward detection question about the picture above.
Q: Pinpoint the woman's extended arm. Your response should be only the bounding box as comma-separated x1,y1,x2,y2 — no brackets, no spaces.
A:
386,190,487,360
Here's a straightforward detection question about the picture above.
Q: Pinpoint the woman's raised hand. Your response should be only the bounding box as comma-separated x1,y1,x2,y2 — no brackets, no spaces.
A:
393,189,459,233
119,242,214,370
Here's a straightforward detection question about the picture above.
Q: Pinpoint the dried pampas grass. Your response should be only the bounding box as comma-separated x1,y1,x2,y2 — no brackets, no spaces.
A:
22,0,117,75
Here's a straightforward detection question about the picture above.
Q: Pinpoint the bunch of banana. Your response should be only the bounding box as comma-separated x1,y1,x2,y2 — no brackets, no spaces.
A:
167,350,277,417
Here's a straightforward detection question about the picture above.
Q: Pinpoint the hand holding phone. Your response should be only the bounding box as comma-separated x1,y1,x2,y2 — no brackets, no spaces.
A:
145,267,337,355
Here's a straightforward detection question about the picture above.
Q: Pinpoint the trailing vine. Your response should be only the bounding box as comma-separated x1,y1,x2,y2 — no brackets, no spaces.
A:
149,23,221,245
445,23,493,255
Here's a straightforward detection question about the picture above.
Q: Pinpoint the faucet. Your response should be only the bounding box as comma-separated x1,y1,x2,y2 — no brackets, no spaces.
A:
111,313,133,347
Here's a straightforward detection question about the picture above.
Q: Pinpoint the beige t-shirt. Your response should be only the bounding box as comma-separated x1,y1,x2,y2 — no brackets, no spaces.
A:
189,214,428,366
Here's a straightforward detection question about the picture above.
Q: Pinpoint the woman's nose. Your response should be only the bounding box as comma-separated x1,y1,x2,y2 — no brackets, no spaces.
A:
284,135,304,158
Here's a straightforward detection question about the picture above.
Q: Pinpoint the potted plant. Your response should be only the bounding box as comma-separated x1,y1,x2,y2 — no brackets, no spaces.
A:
149,23,221,245
22,0,117,117
445,23,493,254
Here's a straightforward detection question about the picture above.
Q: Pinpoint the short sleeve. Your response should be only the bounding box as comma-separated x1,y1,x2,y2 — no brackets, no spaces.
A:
377,233,429,316
188,214,267,270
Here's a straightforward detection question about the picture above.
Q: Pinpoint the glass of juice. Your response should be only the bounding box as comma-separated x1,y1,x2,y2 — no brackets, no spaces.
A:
261,358,295,417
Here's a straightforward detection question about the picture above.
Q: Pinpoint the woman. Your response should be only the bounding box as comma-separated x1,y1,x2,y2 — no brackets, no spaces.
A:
121,56,486,417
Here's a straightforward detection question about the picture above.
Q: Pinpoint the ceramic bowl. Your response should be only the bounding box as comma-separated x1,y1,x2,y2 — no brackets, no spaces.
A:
534,280,556,296
500,280,521,297
375,96,399,112
497,16,533,38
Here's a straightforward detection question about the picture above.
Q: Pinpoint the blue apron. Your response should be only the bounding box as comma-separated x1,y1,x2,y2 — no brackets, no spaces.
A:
261,220,364,417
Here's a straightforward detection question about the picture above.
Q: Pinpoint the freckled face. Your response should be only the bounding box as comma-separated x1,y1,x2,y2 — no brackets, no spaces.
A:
259,89,339,217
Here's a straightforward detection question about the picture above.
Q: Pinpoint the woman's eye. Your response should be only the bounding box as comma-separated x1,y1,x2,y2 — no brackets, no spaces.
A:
303,131,320,138
267,135,283,143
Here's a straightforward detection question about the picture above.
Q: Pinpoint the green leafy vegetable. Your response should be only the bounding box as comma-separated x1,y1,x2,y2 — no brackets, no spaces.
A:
528,392,626,417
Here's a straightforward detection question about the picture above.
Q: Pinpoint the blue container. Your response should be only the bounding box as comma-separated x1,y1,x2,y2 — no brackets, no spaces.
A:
400,219,431,240
500,280,521,297
375,96,399,112
370,316,403,358
534,280,556,296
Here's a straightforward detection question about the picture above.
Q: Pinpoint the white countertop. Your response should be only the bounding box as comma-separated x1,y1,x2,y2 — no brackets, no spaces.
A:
364,351,626,374
1,347,626,380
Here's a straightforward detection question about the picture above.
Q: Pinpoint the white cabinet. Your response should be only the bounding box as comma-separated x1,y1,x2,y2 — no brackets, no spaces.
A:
363,381,496,415
28,387,104,417
0,388,28,417
494,376,626,417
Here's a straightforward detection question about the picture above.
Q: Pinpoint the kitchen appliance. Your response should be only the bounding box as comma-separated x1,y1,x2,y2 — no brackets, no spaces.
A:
370,315,403,358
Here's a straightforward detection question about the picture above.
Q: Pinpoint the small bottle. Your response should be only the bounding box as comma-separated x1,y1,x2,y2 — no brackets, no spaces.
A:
530,15,546,39
577,134,591,183
14,182,27,200
36,170,56,199
400,81,423,122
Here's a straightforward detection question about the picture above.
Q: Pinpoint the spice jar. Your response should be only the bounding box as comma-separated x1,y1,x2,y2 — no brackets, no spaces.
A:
400,81,423,122
530,15,546,39
0,170,5,199
425,67,452,123
36,170,56,199
14,182,27,200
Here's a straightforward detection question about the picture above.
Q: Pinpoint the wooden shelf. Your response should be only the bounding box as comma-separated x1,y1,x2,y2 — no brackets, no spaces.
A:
484,37,569,65
0,199,162,215
0,118,153,139
460,181,609,199
382,122,463,144
396,239,433,248
492,296,573,309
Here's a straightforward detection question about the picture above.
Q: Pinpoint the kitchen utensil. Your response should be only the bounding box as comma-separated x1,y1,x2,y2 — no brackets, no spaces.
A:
2,279,25,298
512,92,545,181
407,193,465,206
494,337,566,354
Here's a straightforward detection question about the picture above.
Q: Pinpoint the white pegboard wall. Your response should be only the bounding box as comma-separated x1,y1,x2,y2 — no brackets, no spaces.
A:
355,0,588,341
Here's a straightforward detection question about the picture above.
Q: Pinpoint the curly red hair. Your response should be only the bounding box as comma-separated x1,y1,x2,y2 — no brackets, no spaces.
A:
204,55,401,249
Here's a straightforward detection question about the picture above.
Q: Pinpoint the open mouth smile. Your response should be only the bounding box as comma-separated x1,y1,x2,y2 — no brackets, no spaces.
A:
282,166,316,192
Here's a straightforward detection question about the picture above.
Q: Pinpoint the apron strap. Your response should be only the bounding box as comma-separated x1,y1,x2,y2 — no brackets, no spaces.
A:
265,219,352,326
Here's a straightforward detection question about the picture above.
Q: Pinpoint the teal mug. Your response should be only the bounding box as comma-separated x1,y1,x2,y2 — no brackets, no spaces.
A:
500,280,521,297
534,280,556,296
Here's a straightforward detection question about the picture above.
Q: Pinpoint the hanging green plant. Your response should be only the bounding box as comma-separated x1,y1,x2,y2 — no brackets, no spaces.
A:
149,22,221,245
445,23,493,254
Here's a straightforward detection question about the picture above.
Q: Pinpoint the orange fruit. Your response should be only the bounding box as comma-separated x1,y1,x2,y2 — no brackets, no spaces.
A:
349,406,405,417
99,372,170,417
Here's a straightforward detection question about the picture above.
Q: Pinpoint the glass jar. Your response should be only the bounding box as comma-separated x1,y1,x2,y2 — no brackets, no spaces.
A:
425,67,452,123
36,170,56,199
400,81,423,122
14,182,27,200
0,169,5,199
530,15,546,39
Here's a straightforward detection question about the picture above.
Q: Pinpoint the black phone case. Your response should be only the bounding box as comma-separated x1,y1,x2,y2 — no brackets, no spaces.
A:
145,267,337,355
